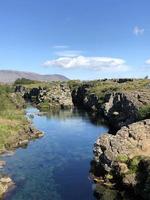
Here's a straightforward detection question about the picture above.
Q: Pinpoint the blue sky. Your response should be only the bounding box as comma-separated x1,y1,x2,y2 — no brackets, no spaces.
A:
0,0,150,80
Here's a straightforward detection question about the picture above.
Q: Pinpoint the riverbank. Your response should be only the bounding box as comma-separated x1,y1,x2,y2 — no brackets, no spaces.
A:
0,84,44,198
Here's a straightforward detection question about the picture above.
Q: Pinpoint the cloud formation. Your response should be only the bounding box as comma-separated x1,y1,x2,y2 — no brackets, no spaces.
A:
133,26,144,36
145,59,150,65
43,56,129,72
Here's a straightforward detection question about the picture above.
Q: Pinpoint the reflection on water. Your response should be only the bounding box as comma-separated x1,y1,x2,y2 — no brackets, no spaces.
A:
0,107,108,200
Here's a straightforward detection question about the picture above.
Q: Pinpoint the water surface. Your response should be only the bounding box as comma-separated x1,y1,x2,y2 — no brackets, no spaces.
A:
1,107,108,200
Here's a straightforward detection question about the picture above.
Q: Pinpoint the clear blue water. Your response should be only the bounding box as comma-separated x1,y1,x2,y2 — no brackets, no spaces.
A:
1,107,108,200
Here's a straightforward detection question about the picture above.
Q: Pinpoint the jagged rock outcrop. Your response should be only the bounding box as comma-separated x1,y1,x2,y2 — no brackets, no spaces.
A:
15,85,28,94
72,83,150,130
92,119,150,199
103,91,150,130
16,83,73,110
72,84,102,112
94,119,150,169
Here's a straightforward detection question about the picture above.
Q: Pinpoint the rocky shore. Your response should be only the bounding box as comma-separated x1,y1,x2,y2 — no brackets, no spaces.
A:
90,120,150,199
0,121,44,199
0,124,44,199
0,84,45,199
0,176,14,199
0,122,44,155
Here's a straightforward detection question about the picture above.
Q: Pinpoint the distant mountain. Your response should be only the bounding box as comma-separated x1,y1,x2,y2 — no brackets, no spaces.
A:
0,70,69,83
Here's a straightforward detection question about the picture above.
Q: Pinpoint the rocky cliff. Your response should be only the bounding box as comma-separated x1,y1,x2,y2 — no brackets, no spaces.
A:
16,82,73,110
103,91,150,130
91,119,150,199
72,80,150,130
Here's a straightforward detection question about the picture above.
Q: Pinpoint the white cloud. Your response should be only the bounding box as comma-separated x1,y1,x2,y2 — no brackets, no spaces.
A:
53,45,69,49
54,50,83,57
133,26,144,36
145,59,150,65
42,56,129,72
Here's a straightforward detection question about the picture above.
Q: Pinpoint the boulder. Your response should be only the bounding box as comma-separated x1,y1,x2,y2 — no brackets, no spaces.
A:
93,119,150,171
0,176,14,198
103,91,150,130
0,161,6,169
92,119,150,199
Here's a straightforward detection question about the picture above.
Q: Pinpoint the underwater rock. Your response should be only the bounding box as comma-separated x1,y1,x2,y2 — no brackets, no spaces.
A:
0,161,6,169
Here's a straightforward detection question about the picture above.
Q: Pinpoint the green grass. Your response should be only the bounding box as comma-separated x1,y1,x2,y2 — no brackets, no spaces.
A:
88,79,150,97
14,78,38,85
138,105,150,120
116,154,129,163
20,81,64,89
127,156,142,174
0,84,28,153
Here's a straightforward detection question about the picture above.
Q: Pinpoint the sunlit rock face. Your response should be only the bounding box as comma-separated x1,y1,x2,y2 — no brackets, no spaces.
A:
16,83,73,110
72,85,150,130
0,176,14,198
94,119,150,168
92,119,150,199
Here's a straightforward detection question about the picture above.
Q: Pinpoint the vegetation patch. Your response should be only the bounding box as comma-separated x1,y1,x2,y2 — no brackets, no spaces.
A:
14,78,39,85
0,84,29,153
116,154,129,163
127,156,142,174
138,105,150,120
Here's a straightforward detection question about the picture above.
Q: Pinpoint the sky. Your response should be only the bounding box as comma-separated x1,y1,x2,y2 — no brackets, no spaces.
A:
0,0,150,80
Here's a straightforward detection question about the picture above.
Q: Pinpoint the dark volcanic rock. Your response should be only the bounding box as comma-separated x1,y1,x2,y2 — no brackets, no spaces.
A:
72,84,103,113
92,119,150,199
20,83,73,110
103,91,150,130
72,83,150,130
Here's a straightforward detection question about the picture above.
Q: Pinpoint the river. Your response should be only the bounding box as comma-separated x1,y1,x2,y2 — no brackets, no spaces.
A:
1,107,108,200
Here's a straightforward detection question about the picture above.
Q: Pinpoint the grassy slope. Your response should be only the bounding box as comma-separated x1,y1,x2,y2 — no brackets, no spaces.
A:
89,79,150,96
0,85,28,153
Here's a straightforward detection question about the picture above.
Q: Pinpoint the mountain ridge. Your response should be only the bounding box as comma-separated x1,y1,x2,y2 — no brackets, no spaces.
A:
0,70,69,83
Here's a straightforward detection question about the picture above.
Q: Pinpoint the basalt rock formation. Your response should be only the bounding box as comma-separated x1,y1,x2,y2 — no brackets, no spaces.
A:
16,83,73,110
91,119,150,199
72,81,150,130
103,91,150,130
